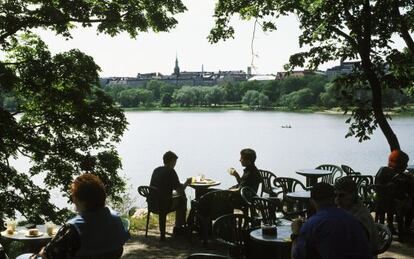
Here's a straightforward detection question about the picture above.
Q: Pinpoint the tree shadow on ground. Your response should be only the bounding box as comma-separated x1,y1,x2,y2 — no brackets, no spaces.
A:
122,229,228,259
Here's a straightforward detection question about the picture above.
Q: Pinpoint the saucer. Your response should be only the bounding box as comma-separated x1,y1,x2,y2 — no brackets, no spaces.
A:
1,230,15,236
25,231,44,237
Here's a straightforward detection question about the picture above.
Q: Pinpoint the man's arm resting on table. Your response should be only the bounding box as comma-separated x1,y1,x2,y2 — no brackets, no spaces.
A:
176,178,192,194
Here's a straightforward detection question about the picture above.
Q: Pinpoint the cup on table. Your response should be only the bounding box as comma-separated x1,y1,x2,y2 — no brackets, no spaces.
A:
45,222,56,236
228,168,236,176
195,175,202,182
4,219,17,234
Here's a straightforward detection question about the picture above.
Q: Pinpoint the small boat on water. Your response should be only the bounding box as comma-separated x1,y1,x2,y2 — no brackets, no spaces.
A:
281,124,292,128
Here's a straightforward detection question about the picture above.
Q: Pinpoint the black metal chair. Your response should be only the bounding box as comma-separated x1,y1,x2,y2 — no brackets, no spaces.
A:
192,190,238,243
273,177,309,219
341,164,361,176
212,214,252,259
251,197,283,226
375,223,392,255
187,253,231,259
240,186,260,226
258,169,278,198
316,164,344,184
137,185,175,239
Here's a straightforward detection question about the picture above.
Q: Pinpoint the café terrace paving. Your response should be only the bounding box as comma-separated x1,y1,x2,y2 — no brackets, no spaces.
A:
121,225,414,259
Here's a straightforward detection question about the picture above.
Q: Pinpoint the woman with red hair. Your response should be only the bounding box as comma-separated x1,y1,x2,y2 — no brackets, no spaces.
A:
18,173,130,259
375,150,413,241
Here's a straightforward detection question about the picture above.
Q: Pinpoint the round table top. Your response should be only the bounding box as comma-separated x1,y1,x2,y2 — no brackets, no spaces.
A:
296,168,333,177
189,181,221,188
286,190,311,200
250,225,292,244
0,225,58,242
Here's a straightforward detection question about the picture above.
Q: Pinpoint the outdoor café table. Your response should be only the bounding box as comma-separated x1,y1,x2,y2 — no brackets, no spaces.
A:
286,190,311,201
0,225,58,253
188,180,221,200
286,190,313,218
249,225,292,259
296,168,333,187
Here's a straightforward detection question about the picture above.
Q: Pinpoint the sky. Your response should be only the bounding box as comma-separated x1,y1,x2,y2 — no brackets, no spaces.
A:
32,0,311,77
34,0,404,78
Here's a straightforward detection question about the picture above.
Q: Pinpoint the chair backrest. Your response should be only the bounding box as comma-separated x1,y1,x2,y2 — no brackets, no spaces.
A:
240,186,258,206
341,164,361,176
258,169,278,197
251,197,280,226
316,164,344,184
375,223,392,254
212,214,250,253
273,177,307,196
137,185,161,213
187,253,231,259
198,190,236,220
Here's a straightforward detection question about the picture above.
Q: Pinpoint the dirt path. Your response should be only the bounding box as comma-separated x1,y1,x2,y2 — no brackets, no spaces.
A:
122,227,414,259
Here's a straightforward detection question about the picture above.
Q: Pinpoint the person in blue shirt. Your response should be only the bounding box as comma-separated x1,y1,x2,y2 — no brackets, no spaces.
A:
18,173,130,259
291,182,371,259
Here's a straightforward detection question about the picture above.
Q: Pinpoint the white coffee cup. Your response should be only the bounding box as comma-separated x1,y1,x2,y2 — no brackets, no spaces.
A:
3,219,17,232
45,222,55,236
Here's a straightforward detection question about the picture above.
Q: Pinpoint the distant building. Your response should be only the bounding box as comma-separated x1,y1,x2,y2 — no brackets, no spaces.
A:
325,60,360,78
103,57,251,87
275,70,321,79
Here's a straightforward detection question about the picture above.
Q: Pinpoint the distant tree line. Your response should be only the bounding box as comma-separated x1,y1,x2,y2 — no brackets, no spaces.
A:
98,74,413,110
2,74,412,112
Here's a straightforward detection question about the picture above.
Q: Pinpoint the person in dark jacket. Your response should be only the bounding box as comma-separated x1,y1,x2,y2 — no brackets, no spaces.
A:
291,182,371,259
228,148,262,192
150,151,191,240
375,150,412,241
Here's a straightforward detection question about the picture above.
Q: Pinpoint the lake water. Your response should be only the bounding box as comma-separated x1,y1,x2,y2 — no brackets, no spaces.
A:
119,111,414,207
13,111,414,208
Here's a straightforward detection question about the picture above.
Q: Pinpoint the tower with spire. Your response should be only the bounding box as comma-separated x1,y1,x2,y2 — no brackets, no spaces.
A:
173,54,180,77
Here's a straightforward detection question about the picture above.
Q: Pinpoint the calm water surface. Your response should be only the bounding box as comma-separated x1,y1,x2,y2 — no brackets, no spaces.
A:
13,111,414,208
120,111,414,205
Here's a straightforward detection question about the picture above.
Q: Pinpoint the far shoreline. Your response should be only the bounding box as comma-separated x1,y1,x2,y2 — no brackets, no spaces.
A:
123,105,414,117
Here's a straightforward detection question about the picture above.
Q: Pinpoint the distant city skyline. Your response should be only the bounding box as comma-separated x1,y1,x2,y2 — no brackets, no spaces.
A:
34,0,406,78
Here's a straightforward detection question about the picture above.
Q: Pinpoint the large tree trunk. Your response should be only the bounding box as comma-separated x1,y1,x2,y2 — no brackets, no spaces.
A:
360,54,400,151
357,1,400,151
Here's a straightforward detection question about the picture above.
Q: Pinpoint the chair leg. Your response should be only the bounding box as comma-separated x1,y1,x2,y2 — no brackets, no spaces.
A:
145,211,150,237
159,213,167,240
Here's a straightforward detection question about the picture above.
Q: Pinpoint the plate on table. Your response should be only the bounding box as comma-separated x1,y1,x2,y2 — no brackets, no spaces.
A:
1,230,16,236
194,179,214,184
25,231,44,237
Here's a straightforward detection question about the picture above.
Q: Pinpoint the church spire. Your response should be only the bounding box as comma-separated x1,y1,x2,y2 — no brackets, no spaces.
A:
174,54,180,77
